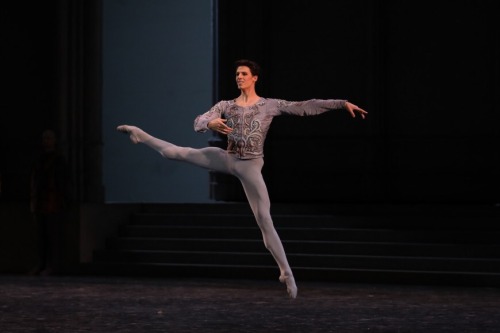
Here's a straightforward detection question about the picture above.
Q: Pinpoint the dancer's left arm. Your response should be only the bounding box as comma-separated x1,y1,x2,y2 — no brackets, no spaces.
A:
275,99,367,119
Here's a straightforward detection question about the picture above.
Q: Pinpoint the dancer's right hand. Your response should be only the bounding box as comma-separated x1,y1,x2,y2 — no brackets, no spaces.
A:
208,118,233,135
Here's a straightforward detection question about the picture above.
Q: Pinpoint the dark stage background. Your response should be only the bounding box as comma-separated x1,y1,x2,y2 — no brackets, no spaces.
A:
1,0,499,205
0,0,499,274
214,0,499,204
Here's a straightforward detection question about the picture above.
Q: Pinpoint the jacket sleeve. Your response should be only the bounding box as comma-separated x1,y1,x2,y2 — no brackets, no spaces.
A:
193,101,225,133
275,99,347,116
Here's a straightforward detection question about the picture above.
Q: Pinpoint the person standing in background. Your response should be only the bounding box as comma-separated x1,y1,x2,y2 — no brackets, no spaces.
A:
29,129,71,276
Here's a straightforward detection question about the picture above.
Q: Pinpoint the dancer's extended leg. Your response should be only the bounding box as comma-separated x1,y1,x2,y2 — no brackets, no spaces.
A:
117,125,297,298
232,157,298,299
117,125,230,172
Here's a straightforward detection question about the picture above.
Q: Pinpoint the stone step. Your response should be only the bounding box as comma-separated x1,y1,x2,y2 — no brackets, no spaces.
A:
89,203,500,287
93,249,500,273
118,225,500,243
105,237,500,258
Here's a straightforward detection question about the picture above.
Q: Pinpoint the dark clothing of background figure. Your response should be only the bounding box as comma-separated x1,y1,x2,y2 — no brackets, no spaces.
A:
30,141,71,275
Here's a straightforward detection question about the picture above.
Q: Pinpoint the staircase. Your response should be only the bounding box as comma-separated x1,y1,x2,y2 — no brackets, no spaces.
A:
88,203,500,287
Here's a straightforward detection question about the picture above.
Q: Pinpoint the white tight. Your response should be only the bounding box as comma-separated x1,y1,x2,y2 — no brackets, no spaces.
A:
118,125,297,298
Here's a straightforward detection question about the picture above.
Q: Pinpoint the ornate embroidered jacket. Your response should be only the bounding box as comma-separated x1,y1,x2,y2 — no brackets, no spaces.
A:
194,98,346,159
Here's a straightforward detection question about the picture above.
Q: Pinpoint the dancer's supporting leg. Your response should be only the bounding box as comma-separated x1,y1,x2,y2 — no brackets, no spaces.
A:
232,157,298,299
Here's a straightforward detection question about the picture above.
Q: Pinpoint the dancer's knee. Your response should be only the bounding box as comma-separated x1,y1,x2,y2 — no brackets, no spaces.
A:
158,146,186,160
159,149,175,160
255,211,273,228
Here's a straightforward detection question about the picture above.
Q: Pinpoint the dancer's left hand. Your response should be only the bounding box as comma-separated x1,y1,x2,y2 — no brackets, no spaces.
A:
345,101,368,119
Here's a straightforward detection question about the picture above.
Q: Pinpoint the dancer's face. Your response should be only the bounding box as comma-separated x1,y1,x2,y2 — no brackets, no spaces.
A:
236,66,258,90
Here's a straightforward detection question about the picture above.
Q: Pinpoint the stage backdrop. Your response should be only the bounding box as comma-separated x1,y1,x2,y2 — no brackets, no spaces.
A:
102,0,214,203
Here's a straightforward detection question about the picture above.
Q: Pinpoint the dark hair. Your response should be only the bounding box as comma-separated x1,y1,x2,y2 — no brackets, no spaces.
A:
235,59,261,76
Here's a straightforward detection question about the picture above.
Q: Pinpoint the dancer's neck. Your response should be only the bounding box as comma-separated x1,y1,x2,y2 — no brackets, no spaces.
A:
235,90,260,107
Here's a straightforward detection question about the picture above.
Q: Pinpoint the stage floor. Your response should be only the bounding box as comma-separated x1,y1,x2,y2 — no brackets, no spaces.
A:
1,274,499,332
